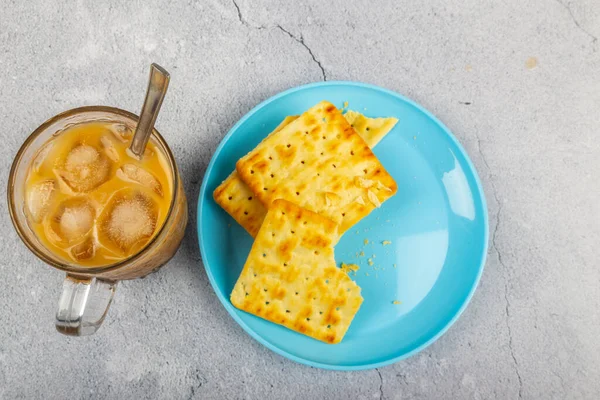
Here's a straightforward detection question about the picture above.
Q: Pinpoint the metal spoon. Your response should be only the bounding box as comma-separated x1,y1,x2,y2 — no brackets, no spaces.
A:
129,63,170,158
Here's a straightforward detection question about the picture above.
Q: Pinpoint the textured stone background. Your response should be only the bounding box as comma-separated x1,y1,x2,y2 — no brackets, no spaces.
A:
1,0,598,399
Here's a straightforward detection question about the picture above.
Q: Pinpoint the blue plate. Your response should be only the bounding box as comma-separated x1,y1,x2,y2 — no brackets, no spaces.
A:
197,81,488,370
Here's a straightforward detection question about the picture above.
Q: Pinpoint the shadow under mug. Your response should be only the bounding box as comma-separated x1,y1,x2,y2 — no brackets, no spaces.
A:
7,106,188,336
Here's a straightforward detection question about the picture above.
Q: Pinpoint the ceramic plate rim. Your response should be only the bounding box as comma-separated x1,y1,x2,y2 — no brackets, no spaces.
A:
197,81,489,371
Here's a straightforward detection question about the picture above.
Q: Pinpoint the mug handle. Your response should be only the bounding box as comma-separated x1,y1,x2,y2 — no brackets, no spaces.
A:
55,274,117,336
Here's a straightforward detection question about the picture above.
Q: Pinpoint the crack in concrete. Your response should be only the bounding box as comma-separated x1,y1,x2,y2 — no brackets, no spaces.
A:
275,25,327,81
473,130,490,173
497,205,523,399
376,368,384,400
231,0,265,29
230,0,326,81
554,0,598,45
474,130,523,399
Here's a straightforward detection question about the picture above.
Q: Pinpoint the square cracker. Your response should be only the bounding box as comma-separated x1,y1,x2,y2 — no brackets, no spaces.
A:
214,116,298,237
230,199,363,344
235,101,398,232
214,111,397,237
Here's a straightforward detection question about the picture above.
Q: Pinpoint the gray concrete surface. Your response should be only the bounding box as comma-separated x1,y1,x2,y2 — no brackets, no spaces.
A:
1,0,599,398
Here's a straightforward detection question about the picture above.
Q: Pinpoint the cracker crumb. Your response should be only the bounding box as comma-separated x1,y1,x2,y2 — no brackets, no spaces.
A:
392,300,402,305
367,190,381,207
365,272,370,276
393,263,397,268
355,176,375,189
364,239,369,245
359,251,365,257
340,262,360,275
382,240,392,246
376,181,392,192
367,258,374,266
343,101,349,109
525,57,538,70
372,254,376,258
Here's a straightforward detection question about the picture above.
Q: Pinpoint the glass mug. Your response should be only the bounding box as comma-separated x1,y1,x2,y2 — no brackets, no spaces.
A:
8,106,187,336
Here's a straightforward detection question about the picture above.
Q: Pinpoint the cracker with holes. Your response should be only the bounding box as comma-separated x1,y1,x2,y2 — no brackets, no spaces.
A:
235,101,398,233
214,116,298,237
214,110,398,237
230,199,363,344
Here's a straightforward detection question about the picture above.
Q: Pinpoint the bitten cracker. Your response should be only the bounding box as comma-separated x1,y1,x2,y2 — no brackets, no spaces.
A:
214,110,397,237
343,110,398,147
230,200,363,344
236,101,398,232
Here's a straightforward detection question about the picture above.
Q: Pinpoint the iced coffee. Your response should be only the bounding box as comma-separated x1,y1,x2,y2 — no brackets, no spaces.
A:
23,120,179,269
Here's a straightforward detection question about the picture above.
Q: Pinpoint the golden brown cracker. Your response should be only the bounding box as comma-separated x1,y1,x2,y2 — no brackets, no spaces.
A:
215,110,397,237
236,101,397,232
230,200,363,344
213,116,298,237
213,171,266,237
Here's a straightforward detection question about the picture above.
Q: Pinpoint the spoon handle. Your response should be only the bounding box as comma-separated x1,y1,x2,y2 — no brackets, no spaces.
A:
129,63,170,158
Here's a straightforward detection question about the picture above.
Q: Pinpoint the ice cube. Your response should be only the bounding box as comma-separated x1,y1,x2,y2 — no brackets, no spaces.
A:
70,236,95,261
60,145,111,192
51,198,96,243
143,147,155,158
100,135,120,162
33,141,53,172
101,191,158,252
116,164,163,196
109,123,132,142
125,146,155,160
26,180,56,223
